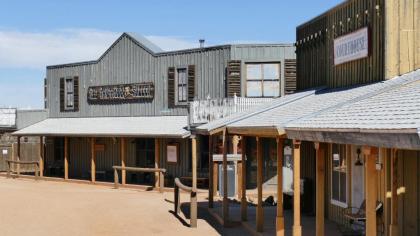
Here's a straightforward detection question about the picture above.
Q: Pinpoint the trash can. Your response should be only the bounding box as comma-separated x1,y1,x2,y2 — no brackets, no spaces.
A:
218,163,236,198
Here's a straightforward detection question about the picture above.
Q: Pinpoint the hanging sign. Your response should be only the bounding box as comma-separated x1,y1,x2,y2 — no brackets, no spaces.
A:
334,27,369,65
87,82,154,103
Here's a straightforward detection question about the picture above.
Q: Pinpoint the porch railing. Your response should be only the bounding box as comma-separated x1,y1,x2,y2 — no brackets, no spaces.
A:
188,94,273,126
112,166,166,192
174,177,197,228
6,160,40,180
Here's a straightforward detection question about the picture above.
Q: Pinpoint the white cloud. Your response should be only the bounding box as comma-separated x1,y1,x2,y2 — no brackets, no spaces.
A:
0,29,203,70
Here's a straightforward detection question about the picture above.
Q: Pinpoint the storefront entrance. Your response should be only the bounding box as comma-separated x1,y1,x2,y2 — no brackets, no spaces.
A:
132,138,155,185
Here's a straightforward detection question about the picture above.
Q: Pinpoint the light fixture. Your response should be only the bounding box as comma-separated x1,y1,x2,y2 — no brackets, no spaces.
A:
355,148,363,166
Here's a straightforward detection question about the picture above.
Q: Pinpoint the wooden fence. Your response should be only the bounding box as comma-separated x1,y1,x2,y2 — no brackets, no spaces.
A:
188,94,272,125
6,160,40,179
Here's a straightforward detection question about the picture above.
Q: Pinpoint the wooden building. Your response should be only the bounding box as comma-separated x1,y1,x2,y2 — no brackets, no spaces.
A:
14,33,296,187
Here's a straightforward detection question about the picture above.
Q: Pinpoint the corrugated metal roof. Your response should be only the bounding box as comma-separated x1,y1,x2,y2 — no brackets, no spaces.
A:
286,69,420,133
0,108,16,129
197,69,420,136
13,116,190,138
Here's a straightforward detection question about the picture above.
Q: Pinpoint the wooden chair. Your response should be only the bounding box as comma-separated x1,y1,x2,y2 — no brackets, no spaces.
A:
341,200,383,235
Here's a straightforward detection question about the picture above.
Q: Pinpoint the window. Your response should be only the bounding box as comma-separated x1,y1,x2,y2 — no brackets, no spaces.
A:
331,144,348,207
176,68,188,103
246,63,280,97
65,77,74,110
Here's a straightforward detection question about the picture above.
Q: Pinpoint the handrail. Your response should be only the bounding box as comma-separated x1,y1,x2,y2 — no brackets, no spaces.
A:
112,166,165,192
6,159,40,180
174,177,197,228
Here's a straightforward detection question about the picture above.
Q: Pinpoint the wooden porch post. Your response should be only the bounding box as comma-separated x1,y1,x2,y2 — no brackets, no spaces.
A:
17,136,21,175
121,137,126,185
64,137,69,180
293,140,302,236
222,129,229,225
39,136,44,177
389,148,398,236
363,146,378,236
241,136,247,221
276,137,284,236
256,136,264,232
208,135,214,208
91,137,96,183
155,138,160,188
191,136,198,228
233,135,240,199
315,142,325,236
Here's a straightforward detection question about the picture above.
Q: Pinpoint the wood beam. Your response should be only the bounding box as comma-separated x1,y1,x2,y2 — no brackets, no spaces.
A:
39,136,44,177
121,137,126,185
64,137,69,180
222,129,229,225
91,137,96,183
364,146,378,236
293,139,302,236
256,136,264,232
17,136,20,175
315,142,325,236
276,137,284,236
208,135,214,208
241,136,247,221
191,136,197,228
389,148,398,236
155,138,160,188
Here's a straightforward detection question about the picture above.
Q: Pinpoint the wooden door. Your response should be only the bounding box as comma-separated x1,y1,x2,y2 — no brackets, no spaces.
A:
135,138,155,185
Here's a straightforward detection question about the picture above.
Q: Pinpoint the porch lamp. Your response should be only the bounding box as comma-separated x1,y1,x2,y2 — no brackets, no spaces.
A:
355,148,363,166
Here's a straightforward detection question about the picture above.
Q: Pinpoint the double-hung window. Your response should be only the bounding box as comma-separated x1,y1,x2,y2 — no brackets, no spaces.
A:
65,77,74,110
177,67,188,104
246,63,280,97
331,143,348,207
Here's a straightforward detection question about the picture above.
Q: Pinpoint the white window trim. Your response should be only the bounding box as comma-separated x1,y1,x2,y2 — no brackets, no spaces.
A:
175,66,188,106
64,77,74,111
245,62,281,98
330,143,349,208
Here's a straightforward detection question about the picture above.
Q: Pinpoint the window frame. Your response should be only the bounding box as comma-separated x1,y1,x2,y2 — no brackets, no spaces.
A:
330,143,349,208
175,66,188,105
245,62,281,98
64,77,74,110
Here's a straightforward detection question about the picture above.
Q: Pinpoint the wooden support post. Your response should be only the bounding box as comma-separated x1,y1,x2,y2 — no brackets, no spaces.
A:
256,137,264,232
159,172,164,193
17,136,21,176
213,162,218,196
174,185,180,214
233,135,240,199
222,129,229,225
315,142,325,236
241,136,247,221
208,135,214,208
39,136,44,177
191,136,198,228
293,140,302,236
114,168,119,189
91,137,96,183
155,138,160,189
389,149,398,236
121,137,126,185
363,146,378,236
276,137,284,236
64,137,69,180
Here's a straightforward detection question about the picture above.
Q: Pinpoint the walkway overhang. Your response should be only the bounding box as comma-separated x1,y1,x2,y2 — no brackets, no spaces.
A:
12,116,191,138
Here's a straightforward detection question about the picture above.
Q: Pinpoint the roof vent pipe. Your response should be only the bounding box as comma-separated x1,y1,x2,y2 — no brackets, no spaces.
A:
199,39,205,48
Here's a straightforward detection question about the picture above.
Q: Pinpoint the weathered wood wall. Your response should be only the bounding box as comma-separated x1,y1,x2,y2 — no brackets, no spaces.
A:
296,0,385,90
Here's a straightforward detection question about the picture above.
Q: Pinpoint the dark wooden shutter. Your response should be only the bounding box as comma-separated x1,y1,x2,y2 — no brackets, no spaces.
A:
285,59,297,94
73,76,79,111
168,67,175,108
187,65,195,101
227,60,241,97
59,77,65,112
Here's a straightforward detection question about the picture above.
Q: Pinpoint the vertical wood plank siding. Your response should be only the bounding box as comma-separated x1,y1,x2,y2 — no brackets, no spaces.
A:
296,0,385,90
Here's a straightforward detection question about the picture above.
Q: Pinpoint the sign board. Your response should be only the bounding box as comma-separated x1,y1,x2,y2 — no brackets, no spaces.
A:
88,82,154,103
334,27,369,65
2,149,7,155
167,144,179,164
333,153,340,161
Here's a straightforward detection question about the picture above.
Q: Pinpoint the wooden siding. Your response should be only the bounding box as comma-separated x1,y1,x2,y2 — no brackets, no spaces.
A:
230,45,296,97
385,0,420,79
296,0,385,89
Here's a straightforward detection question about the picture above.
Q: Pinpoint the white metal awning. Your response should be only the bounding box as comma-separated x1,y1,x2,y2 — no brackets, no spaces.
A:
13,116,190,138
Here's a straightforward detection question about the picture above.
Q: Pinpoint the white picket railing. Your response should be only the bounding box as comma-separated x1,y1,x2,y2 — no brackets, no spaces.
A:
188,94,273,125
0,108,16,128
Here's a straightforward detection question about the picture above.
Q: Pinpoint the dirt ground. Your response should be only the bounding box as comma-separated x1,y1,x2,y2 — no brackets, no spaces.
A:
0,177,247,236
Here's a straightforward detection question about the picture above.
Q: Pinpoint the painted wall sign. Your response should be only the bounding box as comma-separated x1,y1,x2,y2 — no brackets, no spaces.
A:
88,82,154,103
334,27,369,65
167,143,179,164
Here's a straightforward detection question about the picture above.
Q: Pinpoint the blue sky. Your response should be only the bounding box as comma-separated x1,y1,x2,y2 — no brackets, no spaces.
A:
0,0,342,108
